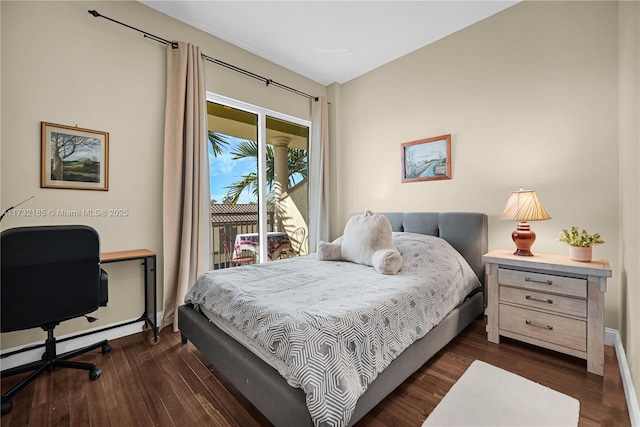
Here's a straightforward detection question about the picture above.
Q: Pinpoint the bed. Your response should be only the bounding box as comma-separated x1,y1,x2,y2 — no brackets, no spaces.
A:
178,212,488,426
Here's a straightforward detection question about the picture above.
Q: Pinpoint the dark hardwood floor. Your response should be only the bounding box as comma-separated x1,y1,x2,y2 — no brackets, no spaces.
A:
1,316,630,426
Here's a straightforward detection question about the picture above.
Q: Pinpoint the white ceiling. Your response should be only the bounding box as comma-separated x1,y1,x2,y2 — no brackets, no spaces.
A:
139,1,519,86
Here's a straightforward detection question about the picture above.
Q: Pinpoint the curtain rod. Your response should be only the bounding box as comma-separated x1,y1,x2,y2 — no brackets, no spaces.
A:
88,10,319,101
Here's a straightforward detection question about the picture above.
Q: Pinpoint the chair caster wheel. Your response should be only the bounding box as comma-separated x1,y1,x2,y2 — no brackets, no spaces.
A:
150,336,160,346
1,399,12,415
101,344,111,355
89,369,102,381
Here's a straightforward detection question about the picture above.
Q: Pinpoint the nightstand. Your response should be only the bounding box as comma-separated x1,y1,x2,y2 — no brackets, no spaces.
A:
483,249,612,376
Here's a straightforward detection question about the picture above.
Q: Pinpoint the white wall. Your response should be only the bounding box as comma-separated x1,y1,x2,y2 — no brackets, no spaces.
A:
618,0,640,410
0,0,324,349
335,1,621,329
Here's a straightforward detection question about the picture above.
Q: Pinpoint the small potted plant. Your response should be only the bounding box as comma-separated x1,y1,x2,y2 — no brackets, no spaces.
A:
558,226,604,262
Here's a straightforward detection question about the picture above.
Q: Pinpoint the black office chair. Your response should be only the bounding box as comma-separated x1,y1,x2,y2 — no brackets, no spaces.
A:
1,225,111,415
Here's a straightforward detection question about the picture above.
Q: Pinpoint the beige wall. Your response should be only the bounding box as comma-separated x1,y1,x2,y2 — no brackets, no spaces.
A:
619,0,640,409
0,0,324,349
337,1,620,327
334,0,637,406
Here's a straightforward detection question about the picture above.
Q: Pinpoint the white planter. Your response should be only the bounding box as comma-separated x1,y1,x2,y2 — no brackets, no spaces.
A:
569,246,592,262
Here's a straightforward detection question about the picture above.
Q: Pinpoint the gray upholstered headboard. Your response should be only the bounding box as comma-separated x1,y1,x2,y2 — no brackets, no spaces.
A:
377,212,488,286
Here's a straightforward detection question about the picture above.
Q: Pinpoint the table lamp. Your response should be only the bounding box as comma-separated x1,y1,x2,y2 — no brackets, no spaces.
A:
499,188,551,256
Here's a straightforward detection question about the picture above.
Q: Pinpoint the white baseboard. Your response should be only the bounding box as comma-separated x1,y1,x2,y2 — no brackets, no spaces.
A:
1,312,163,370
606,327,640,427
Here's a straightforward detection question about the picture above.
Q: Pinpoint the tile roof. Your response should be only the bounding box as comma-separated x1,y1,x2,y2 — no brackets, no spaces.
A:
210,203,272,224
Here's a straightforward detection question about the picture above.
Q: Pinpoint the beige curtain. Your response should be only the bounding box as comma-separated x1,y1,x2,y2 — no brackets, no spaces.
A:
161,41,210,332
309,96,330,251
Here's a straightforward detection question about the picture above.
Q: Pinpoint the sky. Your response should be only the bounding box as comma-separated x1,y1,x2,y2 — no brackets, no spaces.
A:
57,135,101,162
208,134,306,204
209,135,257,204
408,139,447,163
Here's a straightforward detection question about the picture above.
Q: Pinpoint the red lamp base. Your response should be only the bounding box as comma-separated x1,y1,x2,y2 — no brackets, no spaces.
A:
512,221,536,256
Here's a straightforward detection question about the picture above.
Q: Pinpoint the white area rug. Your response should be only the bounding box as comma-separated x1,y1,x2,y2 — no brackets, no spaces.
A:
422,360,579,427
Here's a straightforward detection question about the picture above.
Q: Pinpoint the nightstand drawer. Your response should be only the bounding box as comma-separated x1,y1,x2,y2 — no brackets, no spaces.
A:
499,268,586,298
500,304,586,352
500,286,587,318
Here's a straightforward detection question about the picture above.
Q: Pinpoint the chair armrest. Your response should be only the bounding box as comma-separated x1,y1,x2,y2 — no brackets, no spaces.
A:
99,269,109,307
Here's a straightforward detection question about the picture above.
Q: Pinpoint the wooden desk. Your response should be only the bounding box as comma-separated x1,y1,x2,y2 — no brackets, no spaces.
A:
0,249,159,362
101,249,158,344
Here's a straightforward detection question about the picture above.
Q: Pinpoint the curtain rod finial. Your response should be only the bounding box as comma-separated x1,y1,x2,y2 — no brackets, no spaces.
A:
88,10,101,18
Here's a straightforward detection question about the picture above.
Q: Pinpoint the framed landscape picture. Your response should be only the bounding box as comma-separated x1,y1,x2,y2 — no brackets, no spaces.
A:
41,122,109,190
401,134,451,183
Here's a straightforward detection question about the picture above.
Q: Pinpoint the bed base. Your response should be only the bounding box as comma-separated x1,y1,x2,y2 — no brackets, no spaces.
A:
178,292,483,426
179,211,488,426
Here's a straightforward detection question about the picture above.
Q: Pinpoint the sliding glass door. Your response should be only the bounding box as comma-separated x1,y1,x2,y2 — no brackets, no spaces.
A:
207,93,310,269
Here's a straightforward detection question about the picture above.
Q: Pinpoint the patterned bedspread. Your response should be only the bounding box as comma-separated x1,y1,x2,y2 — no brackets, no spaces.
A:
184,232,481,427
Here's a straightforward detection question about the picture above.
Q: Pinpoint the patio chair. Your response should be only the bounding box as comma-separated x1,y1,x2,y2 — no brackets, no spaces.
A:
219,230,255,267
290,227,307,256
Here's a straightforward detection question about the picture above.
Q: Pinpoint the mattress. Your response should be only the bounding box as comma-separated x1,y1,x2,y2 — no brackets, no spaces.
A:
200,304,291,376
185,232,481,426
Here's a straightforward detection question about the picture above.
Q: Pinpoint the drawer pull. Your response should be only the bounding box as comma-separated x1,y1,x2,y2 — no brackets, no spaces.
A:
526,320,553,330
525,295,554,304
524,277,553,285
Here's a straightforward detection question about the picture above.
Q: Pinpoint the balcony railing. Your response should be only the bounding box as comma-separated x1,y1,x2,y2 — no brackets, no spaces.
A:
211,213,274,270
210,203,308,269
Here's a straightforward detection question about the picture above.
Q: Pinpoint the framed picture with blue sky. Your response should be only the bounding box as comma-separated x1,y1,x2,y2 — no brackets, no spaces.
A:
401,134,451,183
41,122,109,191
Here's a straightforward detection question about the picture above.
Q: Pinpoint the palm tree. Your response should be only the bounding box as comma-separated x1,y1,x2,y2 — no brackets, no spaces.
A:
223,139,308,206
208,131,229,157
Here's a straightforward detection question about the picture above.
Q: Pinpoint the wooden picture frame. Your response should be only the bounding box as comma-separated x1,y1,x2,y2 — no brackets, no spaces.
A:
41,122,109,191
401,134,451,183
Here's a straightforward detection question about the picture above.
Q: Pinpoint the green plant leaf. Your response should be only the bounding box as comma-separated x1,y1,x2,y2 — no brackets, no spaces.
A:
558,226,604,247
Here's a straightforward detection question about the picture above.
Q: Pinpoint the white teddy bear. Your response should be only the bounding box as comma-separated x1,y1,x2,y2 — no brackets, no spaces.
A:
317,210,403,275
